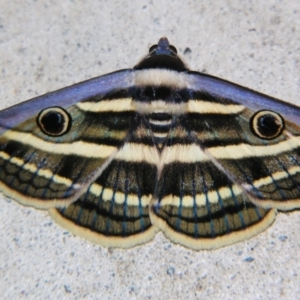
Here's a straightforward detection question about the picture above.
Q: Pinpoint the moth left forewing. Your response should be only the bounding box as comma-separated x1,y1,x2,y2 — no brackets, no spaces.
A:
186,71,300,211
0,70,136,209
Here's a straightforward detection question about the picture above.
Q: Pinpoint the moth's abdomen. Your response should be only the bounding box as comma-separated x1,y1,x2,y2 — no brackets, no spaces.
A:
147,112,173,147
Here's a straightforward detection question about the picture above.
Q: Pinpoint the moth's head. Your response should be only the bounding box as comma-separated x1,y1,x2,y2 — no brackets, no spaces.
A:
134,37,188,72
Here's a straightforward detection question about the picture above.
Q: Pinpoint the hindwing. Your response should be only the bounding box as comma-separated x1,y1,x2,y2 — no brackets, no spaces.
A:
50,114,160,247
150,114,276,250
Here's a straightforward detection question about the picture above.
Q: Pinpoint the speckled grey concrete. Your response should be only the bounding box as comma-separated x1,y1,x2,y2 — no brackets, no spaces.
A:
0,1,300,299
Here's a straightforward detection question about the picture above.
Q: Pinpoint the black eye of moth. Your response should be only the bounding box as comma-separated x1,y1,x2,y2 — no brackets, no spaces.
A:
149,44,158,53
250,110,284,139
169,45,177,54
37,107,71,136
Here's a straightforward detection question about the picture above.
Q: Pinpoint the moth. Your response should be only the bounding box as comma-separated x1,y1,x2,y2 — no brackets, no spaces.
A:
0,37,299,250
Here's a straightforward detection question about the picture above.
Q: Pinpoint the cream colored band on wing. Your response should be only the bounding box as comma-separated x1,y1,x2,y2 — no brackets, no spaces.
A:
89,183,151,206
5,129,295,168
76,98,133,112
159,137,300,165
245,165,300,191
161,144,208,165
115,143,160,165
49,208,159,249
150,207,276,250
134,100,244,115
135,69,187,88
0,130,117,158
77,97,244,115
187,101,245,114
0,151,76,188
160,184,243,207
207,136,300,159
159,165,300,208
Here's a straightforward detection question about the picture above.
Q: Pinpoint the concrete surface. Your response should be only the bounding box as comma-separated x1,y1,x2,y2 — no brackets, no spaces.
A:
0,1,300,299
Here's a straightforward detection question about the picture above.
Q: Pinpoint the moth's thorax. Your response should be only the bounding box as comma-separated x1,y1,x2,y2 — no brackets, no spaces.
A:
134,100,188,115
133,69,189,114
133,69,189,148
134,69,188,88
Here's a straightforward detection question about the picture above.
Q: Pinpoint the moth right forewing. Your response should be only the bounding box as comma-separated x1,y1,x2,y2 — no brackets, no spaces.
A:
186,73,300,211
